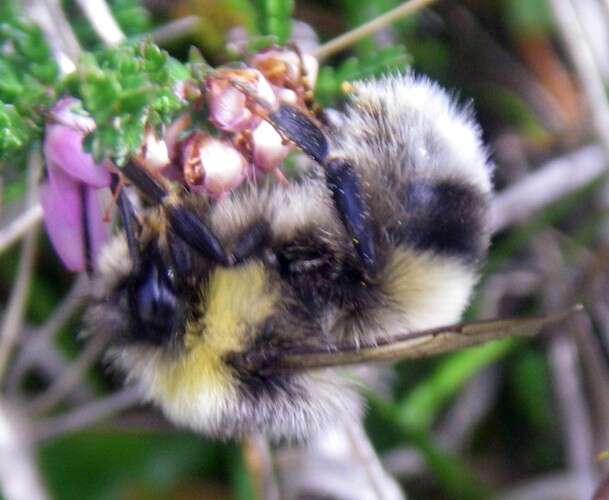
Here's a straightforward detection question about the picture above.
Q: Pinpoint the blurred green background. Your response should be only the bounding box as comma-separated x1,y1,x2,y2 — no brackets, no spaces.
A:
2,0,609,499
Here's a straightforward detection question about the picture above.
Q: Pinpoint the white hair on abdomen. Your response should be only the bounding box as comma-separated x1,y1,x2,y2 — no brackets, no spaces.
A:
333,72,493,195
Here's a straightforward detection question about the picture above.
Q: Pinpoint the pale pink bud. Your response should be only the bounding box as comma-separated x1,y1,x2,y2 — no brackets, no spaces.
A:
201,138,248,197
207,79,254,132
206,68,276,133
182,133,247,198
273,86,299,105
301,54,319,89
252,120,291,172
250,47,302,87
141,130,170,170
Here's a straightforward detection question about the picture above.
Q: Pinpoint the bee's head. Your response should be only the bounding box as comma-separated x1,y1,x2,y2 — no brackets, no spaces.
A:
85,206,352,439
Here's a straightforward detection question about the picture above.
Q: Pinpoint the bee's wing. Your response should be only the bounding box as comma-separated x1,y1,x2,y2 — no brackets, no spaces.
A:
273,306,583,371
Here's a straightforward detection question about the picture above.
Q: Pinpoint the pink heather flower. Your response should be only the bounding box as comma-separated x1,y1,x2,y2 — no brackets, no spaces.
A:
251,120,292,172
182,133,247,199
41,98,111,272
250,47,319,91
206,68,276,133
250,47,302,87
141,129,170,171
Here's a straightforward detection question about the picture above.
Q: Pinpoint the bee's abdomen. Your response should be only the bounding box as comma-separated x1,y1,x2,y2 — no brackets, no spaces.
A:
388,178,489,263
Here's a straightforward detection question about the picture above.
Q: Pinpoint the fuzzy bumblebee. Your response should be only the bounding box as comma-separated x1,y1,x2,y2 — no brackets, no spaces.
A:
86,73,495,440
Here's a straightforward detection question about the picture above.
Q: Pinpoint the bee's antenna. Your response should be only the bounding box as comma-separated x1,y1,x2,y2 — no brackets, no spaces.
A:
268,104,378,275
111,175,142,273
121,162,166,204
120,162,231,266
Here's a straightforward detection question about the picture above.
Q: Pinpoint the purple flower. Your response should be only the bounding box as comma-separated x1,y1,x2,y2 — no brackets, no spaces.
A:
40,98,111,272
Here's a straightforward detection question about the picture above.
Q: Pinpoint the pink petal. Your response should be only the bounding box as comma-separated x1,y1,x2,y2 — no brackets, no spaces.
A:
49,97,96,134
44,124,111,188
250,48,301,86
40,167,85,271
207,79,256,133
84,186,109,272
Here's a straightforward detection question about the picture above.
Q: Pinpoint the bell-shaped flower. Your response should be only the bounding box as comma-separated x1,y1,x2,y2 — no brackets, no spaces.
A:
141,129,170,171
206,68,276,133
40,98,111,272
182,132,247,199
251,120,292,173
250,47,319,91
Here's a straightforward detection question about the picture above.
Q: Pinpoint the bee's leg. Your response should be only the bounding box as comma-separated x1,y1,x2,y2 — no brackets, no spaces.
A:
325,158,377,275
121,162,230,266
269,104,377,276
232,221,271,264
165,206,232,266
269,104,328,163
112,177,142,273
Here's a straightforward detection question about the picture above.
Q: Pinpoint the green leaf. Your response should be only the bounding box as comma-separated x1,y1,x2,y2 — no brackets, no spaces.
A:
0,12,59,160
70,40,190,164
252,0,294,44
504,0,553,35
371,397,492,500
38,431,230,500
396,339,517,432
315,46,410,104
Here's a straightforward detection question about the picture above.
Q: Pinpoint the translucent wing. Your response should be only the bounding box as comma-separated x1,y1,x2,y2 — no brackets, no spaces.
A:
269,306,583,372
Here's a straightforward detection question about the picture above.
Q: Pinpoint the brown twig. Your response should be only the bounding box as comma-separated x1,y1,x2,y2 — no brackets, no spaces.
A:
549,0,609,160
26,330,111,416
32,387,140,442
75,0,125,46
490,144,606,233
0,153,41,385
0,403,48,500
0,204,43,256
23,0,81,74
6,274,89,394
312,0,437,61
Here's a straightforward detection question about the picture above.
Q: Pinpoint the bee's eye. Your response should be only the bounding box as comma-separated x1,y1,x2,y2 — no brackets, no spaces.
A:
129,257,177,345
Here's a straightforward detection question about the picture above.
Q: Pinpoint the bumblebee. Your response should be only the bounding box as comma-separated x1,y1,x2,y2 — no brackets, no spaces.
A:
86,73,495,440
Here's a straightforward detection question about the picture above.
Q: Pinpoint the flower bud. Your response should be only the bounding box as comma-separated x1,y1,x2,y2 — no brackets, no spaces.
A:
250,48,319,91
250,47,302,87
141,129,170,170
301,54,319,89
182,133,247,198
206,68,276,133
252,120,291,172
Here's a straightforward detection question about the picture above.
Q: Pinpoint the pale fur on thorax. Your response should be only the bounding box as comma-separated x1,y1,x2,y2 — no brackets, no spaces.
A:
333,73,493,194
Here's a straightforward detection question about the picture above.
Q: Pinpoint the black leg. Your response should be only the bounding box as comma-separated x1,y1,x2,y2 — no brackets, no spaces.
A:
112,175,142,274
79,184,93,275
166,205,231,266
325,159,377,275
120,163,230,265
232,221,271,264
267,104,378,276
